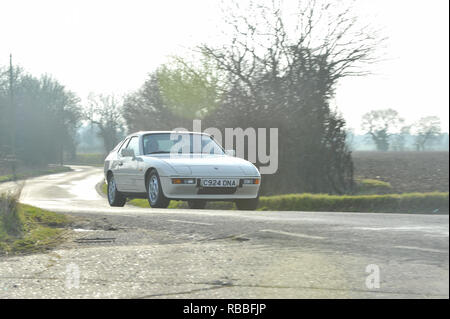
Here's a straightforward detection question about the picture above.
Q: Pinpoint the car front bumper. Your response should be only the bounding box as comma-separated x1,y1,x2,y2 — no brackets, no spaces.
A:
160,176,260,200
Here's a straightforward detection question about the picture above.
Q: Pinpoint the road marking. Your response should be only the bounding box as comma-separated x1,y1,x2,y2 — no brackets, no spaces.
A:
258,229,325,240
168,219,213,226
394,246,448,253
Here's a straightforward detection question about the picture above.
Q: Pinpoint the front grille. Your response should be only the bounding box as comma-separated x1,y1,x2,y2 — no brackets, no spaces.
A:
197,187,237,195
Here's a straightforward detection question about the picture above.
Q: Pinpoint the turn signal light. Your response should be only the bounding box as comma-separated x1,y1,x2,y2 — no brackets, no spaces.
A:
242,178,260,185
172,178,196,184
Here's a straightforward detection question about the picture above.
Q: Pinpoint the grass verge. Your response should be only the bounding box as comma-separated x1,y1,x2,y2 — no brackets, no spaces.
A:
354,178,393,195
101,182,448,214
0,195,71,256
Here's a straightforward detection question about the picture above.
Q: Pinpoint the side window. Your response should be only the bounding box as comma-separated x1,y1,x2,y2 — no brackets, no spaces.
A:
126,136,140,156
113,139,126,152
118,138,130,155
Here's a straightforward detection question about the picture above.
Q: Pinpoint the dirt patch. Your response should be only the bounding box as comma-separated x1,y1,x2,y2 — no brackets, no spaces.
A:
69,216,120,231
353,151,449,193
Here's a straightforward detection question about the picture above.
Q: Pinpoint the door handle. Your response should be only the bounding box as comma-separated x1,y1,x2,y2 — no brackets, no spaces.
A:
118,161,123,166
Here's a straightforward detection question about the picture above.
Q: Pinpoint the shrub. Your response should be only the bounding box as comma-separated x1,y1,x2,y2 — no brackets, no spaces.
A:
0,200,70,255
0,193,22,236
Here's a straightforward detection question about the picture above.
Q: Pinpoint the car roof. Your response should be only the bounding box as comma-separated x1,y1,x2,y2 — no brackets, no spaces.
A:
125,131,211,139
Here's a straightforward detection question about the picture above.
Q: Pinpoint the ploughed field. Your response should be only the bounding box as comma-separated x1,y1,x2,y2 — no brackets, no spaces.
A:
352,151,449,193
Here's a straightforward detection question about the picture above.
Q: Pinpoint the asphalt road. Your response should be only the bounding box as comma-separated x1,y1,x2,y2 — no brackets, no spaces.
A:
0,166,448,298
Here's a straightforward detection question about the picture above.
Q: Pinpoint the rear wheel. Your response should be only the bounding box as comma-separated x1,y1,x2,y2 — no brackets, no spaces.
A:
107,174,126,207
188,200,207,209
147,170,170,208
235,198,259,210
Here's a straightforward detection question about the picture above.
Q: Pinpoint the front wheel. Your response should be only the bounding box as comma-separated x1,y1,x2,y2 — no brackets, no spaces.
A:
107,174,126,207
147,170,170,208
235,198,259,210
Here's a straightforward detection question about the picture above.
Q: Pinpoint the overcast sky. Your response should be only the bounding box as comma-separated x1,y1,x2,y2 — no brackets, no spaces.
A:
1,0,448,132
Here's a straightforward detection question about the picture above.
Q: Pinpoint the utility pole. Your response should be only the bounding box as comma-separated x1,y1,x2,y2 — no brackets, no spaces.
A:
9,54,17,180
60,102,64,165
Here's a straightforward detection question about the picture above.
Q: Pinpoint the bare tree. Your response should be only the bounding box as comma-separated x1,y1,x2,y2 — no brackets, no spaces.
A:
361,109,404,151
196,0,382,194
200,0,382,91
86,94,125,154
413,116,442,151
390,125,411,151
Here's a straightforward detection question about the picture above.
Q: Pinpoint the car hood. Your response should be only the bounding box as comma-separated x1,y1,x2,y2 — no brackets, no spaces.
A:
144,154,260,177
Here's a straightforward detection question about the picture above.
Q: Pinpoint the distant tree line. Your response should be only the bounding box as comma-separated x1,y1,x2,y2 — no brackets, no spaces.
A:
0,64,82,167
360,108,447,151
0,64,127,166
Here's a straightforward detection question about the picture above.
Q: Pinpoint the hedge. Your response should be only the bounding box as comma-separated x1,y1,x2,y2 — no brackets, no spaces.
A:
258,192,449,214
103,182,448,214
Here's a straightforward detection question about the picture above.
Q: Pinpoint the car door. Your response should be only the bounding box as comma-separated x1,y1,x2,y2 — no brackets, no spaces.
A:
120,136,140,192
112,138,130,191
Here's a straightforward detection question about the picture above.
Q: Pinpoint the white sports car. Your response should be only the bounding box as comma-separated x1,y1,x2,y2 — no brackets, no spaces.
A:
104,131,261,210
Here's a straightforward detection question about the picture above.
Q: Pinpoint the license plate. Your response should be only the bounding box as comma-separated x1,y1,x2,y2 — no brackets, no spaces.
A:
201,178,239,187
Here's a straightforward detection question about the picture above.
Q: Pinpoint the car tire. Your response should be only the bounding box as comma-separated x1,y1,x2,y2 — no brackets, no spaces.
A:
147,170,170,208
107,174,126,207
188,200,207,209
235,197,259,210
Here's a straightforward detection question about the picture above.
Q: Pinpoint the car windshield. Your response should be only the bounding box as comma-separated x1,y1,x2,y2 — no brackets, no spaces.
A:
143,133,224,155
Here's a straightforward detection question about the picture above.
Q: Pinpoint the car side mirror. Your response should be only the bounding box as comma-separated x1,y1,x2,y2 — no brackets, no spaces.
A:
225,150,235,157
121,148,135,158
